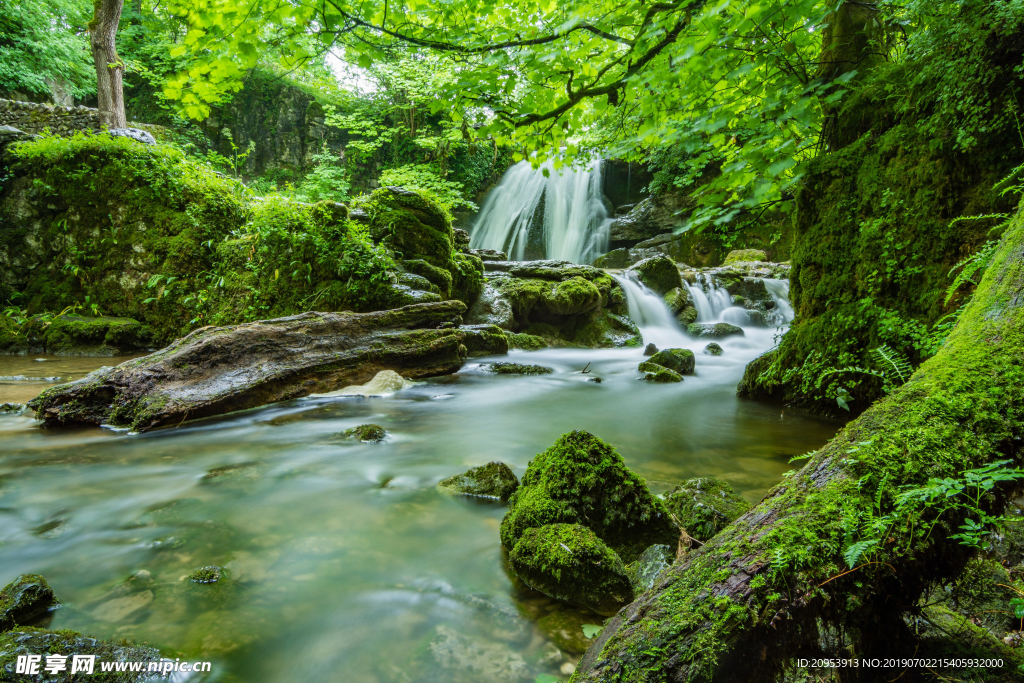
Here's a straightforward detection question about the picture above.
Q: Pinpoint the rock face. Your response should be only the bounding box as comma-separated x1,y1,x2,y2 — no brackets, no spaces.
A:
0,575,59,632
501,431,679,564
438,462,520,501
663,477,750,542
607,192,692,248
29,302,471,432
508,523,634,616
625,255,682,295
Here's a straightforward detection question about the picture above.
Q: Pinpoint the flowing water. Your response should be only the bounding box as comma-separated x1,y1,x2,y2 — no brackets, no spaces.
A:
469,159,612,263
0,279,843,682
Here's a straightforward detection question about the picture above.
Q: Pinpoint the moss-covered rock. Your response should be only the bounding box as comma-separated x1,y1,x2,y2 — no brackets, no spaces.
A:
637,361,683,383
625,255,682,295
0,575,58,632
0,403,26,415
723,249,767,264
500,431,679,564
704,342,723,355
189,566,223,584
41,315,152,356
362,186,455,268
662,477,750,542
342,424,387,442
647,348,695,375
459,324,510,357
0,628,161,682
508,523,633,616
487,362,553,375
624,544,675,593
506,333,548,350
438,461,520,501
687,322,744,339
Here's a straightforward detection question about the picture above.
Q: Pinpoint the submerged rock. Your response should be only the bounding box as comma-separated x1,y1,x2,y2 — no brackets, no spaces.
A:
501,431,679,564
29,302,470,432
663,477,750,542
0,403,26,415
422,624,531,683
646,348,695,375
438,462,520,501
625,544,675,593
508,523,633,616
487,362,553,375
704,342,724,355
0,575,59,632
536,608,598,655
342,424,387,442
637,362,683,383
687,322,744,339
625,255,682,295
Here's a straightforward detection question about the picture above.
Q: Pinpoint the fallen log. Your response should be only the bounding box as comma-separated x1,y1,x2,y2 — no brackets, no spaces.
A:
29,301,485,431
573,204,1024,682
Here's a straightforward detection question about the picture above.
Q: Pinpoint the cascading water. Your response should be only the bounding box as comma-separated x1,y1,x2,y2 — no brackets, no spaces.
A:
469,159,612,264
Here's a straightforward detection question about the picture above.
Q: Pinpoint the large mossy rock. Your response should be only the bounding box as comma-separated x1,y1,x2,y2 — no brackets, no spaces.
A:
0,575,58,632
438,461,520,501
508,523,634,616
363,186,454,269
625,255,682,295
687,322,744,339
637,361,683,383
647,348,695,375
662,477,750,542
39,315,151,356
501,431,679,564
29,302,471,432
0,629,161,682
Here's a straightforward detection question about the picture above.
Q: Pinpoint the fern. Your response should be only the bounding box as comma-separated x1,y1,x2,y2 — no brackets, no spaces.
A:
945,239,1000,305
843,539,878,569
871,345,914,386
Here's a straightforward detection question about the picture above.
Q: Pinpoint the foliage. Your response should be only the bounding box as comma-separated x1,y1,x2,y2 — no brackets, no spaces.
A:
0,0,94,101
293,145,351,203
378,164,474,212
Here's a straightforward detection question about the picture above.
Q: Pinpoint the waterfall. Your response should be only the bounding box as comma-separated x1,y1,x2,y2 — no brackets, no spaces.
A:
612,274,690,349
469,159,612,264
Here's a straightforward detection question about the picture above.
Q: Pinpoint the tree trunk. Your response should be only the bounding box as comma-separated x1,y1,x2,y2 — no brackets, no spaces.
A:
573,199,1024,682
89,0,126,129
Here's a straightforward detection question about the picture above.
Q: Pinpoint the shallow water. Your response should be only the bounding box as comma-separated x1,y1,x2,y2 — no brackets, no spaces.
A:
0,354,143,404
0,293,843,682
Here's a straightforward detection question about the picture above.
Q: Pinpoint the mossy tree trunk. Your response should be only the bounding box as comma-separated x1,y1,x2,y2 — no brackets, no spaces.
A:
573,200,1024,681
89,0,126,129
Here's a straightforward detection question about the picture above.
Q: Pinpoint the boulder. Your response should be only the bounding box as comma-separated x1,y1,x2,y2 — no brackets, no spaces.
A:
438,462,520,501
591,249,632,268
453,228,471,251
29,302,472,432
365,186,454,269
107,127,156,145
662,287,693,314
662,476,750,542
342,424,387,442
687,322,744,339
468,248,507,261
625,544,675,593
643,343,658,356
487,362,553,375
637,362,683,383
464,281,515,330
607,192,693,248
38,315,152,356
459,324,511,357
0,403,26,415
704,342,724,356
0,575,59,632
647,348,695,375
724,249,767,264
508,523,634,616
501,431,679,564
626,255,682,295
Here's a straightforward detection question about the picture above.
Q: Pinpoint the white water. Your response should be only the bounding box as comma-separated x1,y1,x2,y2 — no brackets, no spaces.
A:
469,159,612,263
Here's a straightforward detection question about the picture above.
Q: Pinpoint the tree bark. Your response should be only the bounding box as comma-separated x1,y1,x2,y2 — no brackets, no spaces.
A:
89,0,126,129
573,200,1024,681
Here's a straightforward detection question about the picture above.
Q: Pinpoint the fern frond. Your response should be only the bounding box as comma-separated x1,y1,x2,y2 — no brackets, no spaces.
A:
871,345,913,385
945,240,1000,305
843,539,878,569
948,213,1008,228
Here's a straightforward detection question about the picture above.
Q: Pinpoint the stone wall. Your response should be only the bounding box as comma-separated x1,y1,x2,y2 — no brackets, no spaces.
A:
0,99,161,137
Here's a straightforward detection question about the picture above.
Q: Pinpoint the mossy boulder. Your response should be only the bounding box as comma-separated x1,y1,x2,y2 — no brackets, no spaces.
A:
662,477,750,542
664,287,698,325
687,322,744,339
487,362,553,375
0,628,161,682
438,461,520,501
500,431,680,564
508,523,634,616
647,348,695,375
41,315,152,356
189,566,223,584
0,575,59,632
626,255,682,295
363,186,455,269
637,361,683,383
724,249,767,264
506,333,548,350
342,424,387,442
0,403,26,415
704,342,724,355
459,324,510,357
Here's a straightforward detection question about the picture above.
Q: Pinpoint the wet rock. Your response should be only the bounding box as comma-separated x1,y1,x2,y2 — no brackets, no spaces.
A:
591,248,632,268
397,272,440,293
625,544,675,593
424,624,531,683
663,287,693,314
501,431,679,564
189,566,223,584
663,477,750,542
724,249,767,264
365,187,455,270
626,255,682,295
342,424,387,442
468,248,507,261
506,333,548,351
507,261,603,282
0,629,161,681
41,315,153,356
459,324,510,357
637,362,683,383
0,575,59,632
643,343,658,356
30,302,470,432
607,193,693,248
465,282,515,329
387,284,443,305
453,228,471,251
536,608,601,655
438,462,520,502
487,362,553,375
687,322,744,339
647,349,695,375
704,343,724,356
508,524,633,616
0,403,26,415
108,127,156,145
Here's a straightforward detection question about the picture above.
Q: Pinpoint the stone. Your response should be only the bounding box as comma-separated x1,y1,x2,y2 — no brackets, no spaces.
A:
626,254,683,295
704,342,724,355
509,523,634,616
438,462,520,501
724,249,767,264
190,566,223,584
0,629,161,681
637,362,683,383
468,248,507,261
29,303,471,432
0,403,26,415
647,348,695,375
364,186,454,269
662,287,694,314
425,624,531,683
686,322,744,339
608,192,694,248
342,424,387,442
453,228,471,251
487,362,553,375
625,544,675,593
465,282,515,329
591,248,632,268
459,324,511,357
39,315,152,356
91,590,154,623
663,477,750,542
0,575,59,632
643,343,658,356
107,127,156,145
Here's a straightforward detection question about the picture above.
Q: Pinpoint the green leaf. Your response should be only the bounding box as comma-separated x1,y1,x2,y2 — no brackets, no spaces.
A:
582,624,602,638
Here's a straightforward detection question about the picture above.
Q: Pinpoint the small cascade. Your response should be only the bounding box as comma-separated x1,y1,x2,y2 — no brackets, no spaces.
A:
763,278,795,326
469,159,612,264
684,274,733,322
612,274,690,349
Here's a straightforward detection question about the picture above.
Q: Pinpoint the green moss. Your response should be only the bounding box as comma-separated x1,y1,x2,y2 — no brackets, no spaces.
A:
0,574,59,632
704,342,723,356
358,185,454,269
686,322,744,339
403,259,453,298
438,461,519,501
626,255,682,295
487,362,553,375
647,348,695,375
637,362,683,383
501,431,679,563
0,628,161,682
341,424,387,442
41,315,152,356
189,566,223,584
662,477,750,542
509,523,634,616
507,332,548,351
723,249,767,264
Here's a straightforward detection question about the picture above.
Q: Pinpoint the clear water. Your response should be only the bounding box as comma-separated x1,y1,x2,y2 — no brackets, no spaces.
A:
0,287,842,682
